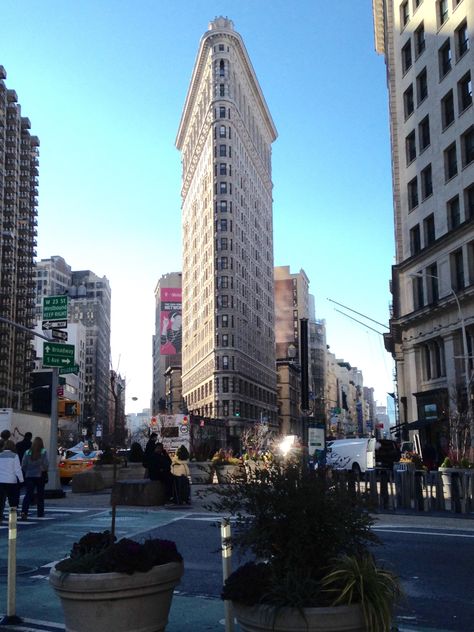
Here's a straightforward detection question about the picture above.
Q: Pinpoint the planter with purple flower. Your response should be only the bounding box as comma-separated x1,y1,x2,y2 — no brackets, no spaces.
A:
49,531,183,632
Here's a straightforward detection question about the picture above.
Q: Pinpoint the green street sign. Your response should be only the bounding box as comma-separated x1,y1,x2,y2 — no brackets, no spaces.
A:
43,342,75,368
43,295,68,322
59,364,80,375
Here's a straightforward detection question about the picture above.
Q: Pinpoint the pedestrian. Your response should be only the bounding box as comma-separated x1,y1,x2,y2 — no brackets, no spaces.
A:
21,436,49,520
16,431,32,462
0,440,23,523
143,432,158,473
0,429,11,444
147,442,172,500
171,445,191,504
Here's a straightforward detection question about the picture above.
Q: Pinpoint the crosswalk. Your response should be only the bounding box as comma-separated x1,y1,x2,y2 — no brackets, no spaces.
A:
0,507,88,528
0,617,64,631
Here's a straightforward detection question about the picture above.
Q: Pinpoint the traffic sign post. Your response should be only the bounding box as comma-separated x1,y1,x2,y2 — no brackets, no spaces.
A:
43,342,75,368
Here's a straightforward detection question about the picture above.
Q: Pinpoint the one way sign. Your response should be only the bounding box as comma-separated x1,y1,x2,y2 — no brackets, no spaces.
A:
42,320,67,330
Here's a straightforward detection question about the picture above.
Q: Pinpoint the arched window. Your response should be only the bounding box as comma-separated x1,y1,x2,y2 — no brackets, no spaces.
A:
219,59,225,77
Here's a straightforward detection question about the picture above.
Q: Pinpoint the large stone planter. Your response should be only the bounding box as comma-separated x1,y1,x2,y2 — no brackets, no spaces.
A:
94,463,121,487
49,560,184,632
233,602,366,632
189,461,214,484
118,462,147,481
215,463,245,483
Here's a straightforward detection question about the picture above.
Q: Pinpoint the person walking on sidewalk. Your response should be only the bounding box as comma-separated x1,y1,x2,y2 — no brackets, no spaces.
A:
0,440,24,523
16,431,32,463
21,437,49,520
171,445,191,504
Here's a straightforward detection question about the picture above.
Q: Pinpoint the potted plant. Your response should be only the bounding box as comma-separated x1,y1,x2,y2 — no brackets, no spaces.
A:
439,455,473,511
207,459,401,631
211,448,245,483
49,530,183,632
189,443,215,484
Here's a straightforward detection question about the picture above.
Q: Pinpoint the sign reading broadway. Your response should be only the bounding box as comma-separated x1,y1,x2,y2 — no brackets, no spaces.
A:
43,296,68,322
43,342,75,368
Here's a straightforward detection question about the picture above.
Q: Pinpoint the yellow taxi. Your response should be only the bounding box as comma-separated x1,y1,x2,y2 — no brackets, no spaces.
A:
58,449,101,483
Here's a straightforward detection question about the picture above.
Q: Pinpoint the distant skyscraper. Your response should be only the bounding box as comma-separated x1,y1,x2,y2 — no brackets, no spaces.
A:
374,2,474,435
176,17,278,433
152,272,182,415
33,257,111,438
0,67,39,407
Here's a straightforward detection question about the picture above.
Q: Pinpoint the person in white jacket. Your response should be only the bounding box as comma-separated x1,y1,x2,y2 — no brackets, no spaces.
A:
0,440,24,522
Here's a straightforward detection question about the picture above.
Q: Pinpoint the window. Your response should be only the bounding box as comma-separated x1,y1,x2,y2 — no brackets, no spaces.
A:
220,295,229,308
222,334,229,347
438,0,448,26
219,125,226,138
456,21,469,58
408,177,418,210
401,0,409,27
220,200,228,212
439,39,452,77
415,22,425,56
464,184,474,219
219,144,226,157
421,164,433,199
416,67,428,104
423,344,432,380
441,90,455,129
461,127,474,167
222,355,229,369
419,116,430,150
218,44,225,52
219,182,227,194
459,72,472,112
222,377,229,392
404,85,414,118
219,218,228,231
219,257,228,269
219,84,225,97
447,195,461,229
219,106,226,118
451,249,465,290
219,60,225,77
406,130,416,164
413,274,424,310
222,314,229,327
410,224,421,255
424,214,436,246
220,276,229,289
219,163,227,175
444,143,458,180
427,264,439,304
402,40,412,72
220,237,228,250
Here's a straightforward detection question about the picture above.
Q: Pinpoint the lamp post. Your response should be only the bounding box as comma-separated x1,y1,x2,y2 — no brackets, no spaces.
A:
409,272,473,454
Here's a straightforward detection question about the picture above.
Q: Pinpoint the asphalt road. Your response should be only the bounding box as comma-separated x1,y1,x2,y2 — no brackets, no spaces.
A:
0,489,472,631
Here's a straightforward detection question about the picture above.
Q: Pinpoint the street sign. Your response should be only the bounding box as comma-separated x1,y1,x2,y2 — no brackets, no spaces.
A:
52,328,68,341
42,296,68,322
43,342,75,368
42,320,68,331
59,364,79,375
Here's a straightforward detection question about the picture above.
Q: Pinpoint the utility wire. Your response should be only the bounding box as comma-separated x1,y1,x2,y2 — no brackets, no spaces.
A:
334,309,385,337
327,298,389,330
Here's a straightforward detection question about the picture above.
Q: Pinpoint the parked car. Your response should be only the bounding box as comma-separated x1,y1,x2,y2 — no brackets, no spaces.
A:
375,439,401,469
326,438,376,474
58,450,101,483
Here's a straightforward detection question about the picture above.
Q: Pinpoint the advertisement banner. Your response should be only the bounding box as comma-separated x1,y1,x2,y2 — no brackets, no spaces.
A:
160,288,182,355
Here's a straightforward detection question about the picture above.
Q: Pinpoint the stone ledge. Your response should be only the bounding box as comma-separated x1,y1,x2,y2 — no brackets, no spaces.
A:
111,479,166,506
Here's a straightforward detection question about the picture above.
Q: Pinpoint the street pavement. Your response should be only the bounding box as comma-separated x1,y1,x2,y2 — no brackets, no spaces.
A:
0,485,472,632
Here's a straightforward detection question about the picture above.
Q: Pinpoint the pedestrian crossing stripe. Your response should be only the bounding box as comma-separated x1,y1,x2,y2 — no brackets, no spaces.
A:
0,616,64,631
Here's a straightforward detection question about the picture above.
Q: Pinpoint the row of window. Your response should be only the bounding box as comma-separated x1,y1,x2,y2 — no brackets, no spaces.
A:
412,241,474,313
402,19,469,82
407,127,474,211
410,183,473,255
404,68,471,124
401,0,463,32
405,115,430,164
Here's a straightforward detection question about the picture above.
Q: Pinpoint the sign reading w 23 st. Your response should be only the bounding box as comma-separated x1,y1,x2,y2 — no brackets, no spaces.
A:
43,295,68,321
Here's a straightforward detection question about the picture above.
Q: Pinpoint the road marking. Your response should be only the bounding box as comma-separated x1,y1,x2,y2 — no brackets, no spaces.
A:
375,527,474,538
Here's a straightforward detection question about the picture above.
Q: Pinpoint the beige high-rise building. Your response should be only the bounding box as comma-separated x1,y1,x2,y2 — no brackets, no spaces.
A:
374,2,474,445
176,17,278,435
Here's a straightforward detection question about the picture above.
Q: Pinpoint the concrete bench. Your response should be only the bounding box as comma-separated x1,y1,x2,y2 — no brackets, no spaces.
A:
110,479,166,507
71,470,106,493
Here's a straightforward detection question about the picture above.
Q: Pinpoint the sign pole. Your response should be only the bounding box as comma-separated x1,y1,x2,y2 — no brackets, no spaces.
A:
46,366,61,494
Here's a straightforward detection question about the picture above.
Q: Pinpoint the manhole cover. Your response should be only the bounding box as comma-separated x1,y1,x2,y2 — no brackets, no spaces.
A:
0,565,36,576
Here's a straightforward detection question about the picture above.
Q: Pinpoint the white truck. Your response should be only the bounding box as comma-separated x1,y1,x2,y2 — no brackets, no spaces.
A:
0,408,51,447
326,438,376,474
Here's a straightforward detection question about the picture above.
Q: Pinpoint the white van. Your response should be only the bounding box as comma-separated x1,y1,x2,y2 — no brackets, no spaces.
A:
326,438,376,474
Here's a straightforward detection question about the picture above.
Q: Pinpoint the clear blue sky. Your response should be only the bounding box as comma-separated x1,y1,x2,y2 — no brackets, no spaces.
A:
2,0,395,414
